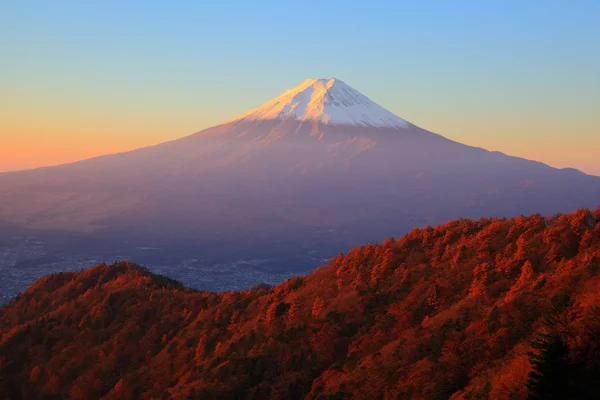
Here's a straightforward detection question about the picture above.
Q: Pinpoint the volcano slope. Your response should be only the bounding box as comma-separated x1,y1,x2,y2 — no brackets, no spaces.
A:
1,79,599,290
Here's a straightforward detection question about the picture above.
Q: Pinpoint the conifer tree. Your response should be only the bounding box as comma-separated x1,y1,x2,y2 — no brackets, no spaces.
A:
527,290,578,399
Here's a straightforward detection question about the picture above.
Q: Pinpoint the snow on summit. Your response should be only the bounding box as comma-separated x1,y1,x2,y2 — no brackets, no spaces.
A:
231,78,409,128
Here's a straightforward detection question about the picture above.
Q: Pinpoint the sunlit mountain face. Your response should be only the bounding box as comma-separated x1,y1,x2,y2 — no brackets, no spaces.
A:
0,78,599,299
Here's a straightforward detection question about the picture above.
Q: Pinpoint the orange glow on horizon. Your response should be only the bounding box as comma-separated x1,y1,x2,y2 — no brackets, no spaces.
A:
2,116,599,176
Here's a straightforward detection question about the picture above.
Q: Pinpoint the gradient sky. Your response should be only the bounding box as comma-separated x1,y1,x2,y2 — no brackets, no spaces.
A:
2,1,599,174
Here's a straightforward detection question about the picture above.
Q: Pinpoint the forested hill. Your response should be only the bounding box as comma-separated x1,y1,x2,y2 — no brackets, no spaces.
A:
2,208,600,399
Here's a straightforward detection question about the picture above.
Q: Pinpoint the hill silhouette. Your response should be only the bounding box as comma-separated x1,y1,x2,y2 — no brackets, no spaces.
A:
2,207,600,399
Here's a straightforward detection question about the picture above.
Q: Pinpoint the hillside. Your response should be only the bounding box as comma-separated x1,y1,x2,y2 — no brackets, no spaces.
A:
2,207,600,399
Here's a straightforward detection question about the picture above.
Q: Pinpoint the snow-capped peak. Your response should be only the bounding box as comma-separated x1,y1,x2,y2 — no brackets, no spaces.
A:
230,78,409,129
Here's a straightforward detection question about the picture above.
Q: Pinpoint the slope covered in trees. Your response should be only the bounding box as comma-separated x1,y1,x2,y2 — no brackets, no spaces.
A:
1,207,600,399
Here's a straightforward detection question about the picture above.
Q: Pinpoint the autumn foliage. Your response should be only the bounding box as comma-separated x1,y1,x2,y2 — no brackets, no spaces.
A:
1,207,600,399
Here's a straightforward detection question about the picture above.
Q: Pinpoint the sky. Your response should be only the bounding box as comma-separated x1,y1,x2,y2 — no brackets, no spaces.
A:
2,1,599,174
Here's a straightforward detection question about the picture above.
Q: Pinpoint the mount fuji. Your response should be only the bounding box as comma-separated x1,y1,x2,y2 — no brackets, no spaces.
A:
228,78,409,128
1,78,599,291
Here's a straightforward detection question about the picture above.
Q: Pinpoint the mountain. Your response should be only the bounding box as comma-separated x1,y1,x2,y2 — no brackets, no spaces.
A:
2,208,600,399
228,78,409,128
0,78,599,292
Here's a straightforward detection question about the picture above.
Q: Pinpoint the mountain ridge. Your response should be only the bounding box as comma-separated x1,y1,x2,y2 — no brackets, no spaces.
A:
2,207,600,399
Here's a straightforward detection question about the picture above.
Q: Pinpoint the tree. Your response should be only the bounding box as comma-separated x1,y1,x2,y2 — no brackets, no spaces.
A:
526,290,578,399
527,333,570,399
312,297,325,319
266,302,279,326
287,298,300,325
